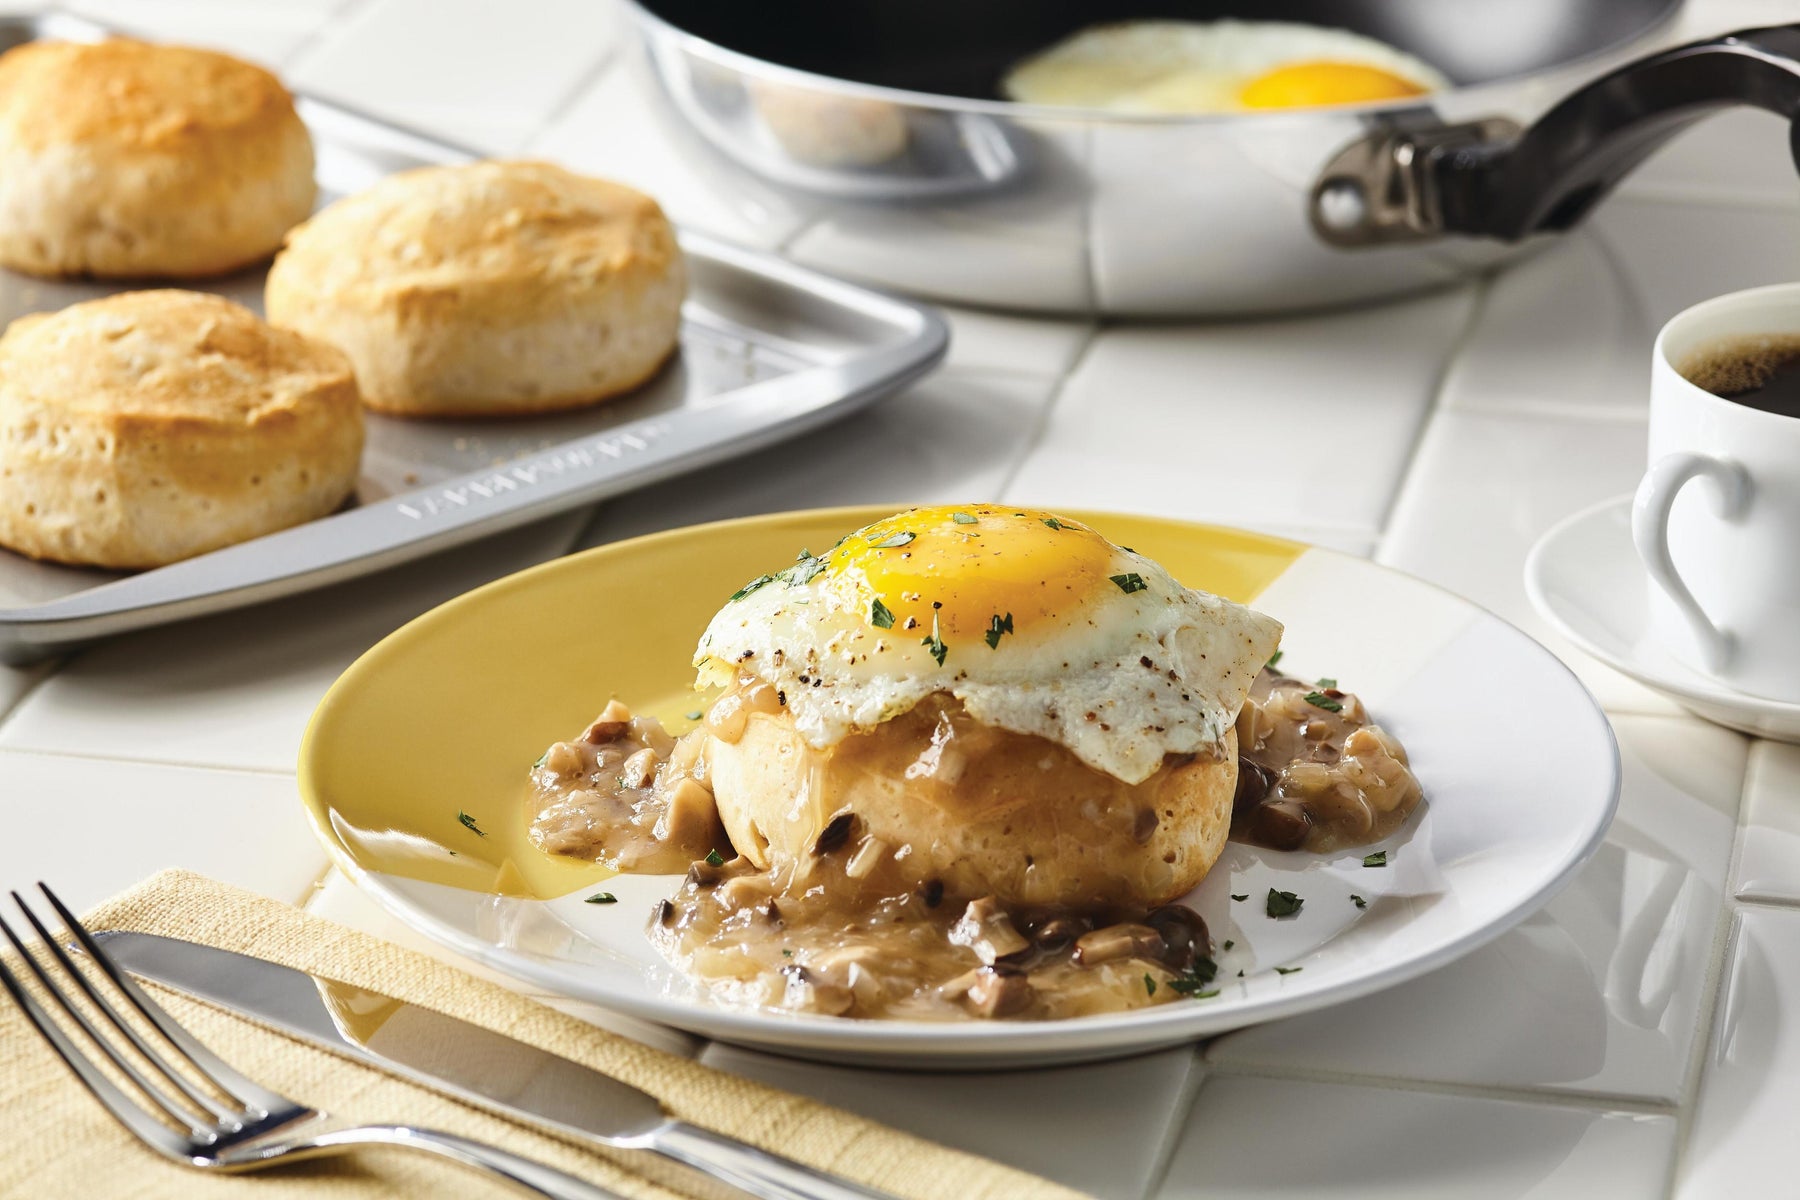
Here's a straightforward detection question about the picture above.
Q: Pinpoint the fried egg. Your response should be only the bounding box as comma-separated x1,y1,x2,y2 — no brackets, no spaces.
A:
694,505,1283,785
1001,20,1451,115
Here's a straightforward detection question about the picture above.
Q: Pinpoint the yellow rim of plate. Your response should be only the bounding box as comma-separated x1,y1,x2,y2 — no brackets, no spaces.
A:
298,506,1307,900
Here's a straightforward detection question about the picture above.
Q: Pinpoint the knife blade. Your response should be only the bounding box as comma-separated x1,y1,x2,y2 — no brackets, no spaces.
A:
96,930,896,1200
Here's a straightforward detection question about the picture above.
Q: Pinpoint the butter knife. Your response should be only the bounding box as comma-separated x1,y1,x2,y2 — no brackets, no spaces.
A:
95,931,896,1200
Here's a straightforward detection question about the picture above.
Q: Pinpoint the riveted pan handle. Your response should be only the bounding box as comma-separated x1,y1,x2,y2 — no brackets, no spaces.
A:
1311,25,1800,246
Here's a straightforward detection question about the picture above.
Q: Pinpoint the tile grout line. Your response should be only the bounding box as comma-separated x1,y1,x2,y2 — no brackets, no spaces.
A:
1369,275,1493,555
1135,1046,1209,1200
1373,401,1665,565
0,743,297,779
1662,739,1765,1197
298,860,339,911
1443,399,1653,425
1665,911,1743,1200
1201,1057,1678,1118
1730,892,1800,910
277,0,381,74
515,36,625,154
1433,212,1654,428
992,324,1103,502
0,660,63,740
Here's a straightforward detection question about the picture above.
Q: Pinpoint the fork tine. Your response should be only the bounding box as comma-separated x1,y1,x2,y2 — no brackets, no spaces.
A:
12,892,242,1128
36,883,292,1121
0,910,208,1151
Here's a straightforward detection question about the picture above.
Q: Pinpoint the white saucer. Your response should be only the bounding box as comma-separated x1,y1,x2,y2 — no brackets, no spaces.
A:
1526,496,1800,741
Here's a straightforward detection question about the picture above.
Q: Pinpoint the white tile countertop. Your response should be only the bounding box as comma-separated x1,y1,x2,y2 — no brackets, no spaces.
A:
5,0,1800,1196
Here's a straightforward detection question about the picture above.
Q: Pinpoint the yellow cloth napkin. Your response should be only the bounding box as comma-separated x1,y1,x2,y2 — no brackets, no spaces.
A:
0,870,1092,1200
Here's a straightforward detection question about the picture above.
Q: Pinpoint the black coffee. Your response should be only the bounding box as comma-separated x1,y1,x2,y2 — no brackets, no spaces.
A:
1680,333,1800,417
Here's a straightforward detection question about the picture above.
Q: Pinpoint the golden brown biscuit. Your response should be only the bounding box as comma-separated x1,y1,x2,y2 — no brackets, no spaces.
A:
0,40,316,278
706,696,1236,909
0,291,363,569
265,160,686,418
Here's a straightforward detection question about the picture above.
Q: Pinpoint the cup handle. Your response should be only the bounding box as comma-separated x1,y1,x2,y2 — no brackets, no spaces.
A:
1631,452,1750,673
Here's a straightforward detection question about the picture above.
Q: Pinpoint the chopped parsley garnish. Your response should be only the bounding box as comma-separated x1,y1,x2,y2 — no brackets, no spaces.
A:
1110,573,1147,594
921,612,948,666
873,531,916,548
1275,966,1304,975
457,811,485,838
532,751,547,769
870,598,896,629
1144,973,1157,997
784,553,827,586
1351,894,1367,909
729,573,776,602
584,892,617,905
1195,989,1220,999
685,710,703,721
704,848,725,867
952,512,978,525
1166,954,1219,997
1222,939,1235,951
1266,888,1304,918
1303,691,1343,713
984,612,1014,650
1231,893,1248,902
781,949,793,957
1042,517,1064,530
1315,677,1338,689
1362,851,1388,868
1266,650,1283,670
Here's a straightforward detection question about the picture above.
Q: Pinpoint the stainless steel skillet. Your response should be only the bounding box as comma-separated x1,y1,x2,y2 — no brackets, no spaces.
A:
624,0,1800,315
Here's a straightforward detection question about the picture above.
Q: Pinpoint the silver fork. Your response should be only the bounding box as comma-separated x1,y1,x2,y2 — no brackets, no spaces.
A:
0,883,624,1200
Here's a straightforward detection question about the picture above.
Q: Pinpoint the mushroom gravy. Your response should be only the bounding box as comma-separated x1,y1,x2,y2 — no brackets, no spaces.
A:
527,668,1418,1020
1232,673,1422,852
647,833,1218,1020
528,699,728,873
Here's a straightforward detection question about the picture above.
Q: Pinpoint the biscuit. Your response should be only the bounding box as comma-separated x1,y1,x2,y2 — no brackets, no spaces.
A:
0,291,364,569
0,40,316,278
266,160,686,418
707,698,1236,910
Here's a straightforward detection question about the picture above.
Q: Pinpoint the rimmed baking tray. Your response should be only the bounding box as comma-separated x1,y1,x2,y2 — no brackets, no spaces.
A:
0,12,948,664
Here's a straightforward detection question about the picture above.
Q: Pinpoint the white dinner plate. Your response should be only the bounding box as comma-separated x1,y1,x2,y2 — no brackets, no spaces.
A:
302,507,1620,1067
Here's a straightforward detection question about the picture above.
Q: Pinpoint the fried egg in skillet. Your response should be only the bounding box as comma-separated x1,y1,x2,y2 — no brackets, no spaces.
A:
1002,20,1451,114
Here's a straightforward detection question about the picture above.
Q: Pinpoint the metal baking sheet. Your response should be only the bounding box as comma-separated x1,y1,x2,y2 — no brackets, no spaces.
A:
0,13,948,663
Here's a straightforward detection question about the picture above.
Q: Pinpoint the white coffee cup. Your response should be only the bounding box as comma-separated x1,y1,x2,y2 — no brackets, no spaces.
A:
1634,282,1800,702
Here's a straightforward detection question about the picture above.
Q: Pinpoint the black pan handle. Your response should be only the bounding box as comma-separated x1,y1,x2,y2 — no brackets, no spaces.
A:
1310,25,1800,246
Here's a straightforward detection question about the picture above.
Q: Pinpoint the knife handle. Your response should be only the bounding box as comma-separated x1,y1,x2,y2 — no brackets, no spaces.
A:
301,1124,628,1200
652,1121,900,1200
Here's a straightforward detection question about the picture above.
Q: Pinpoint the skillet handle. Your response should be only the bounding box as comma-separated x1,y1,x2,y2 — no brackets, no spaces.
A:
1311,24,1800,246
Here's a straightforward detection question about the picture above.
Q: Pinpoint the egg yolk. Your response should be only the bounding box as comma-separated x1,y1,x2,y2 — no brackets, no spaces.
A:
827,504,1124,644
1237,61,1428,110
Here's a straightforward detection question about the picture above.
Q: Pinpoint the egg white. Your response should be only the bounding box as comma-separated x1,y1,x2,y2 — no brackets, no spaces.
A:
1002,19,1452,114
694,508,1283,785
